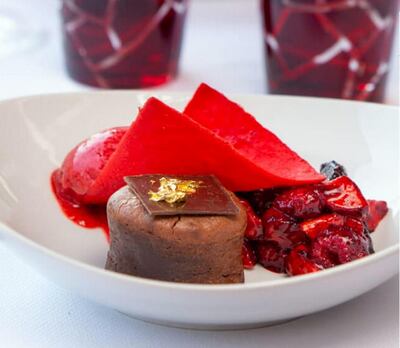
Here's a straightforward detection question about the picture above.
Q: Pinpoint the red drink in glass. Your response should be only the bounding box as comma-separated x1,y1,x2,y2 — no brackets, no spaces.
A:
61,0,188,88
261,0,398,102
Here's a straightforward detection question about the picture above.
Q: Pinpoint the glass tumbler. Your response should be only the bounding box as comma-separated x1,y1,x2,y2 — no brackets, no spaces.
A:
61,0,188,88
261,0,398,102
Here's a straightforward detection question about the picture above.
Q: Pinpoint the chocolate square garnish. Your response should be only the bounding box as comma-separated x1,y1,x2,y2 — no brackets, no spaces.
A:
124,174,239,216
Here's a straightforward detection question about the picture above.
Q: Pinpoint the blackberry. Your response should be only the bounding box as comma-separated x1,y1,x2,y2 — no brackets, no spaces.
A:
320,160,347,180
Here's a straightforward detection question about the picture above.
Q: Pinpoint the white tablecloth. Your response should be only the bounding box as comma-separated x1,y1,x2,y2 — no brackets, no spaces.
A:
0,1,399,347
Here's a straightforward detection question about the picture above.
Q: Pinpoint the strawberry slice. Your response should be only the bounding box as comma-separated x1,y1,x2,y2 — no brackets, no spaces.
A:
300,213,364,240
364,200,388,232
301,214,344,239
286,244,322,276
184,83,324,187
322,176,368,215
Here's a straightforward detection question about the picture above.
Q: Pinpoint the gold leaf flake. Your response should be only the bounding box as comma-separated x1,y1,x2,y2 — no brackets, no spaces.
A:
148,177,201,205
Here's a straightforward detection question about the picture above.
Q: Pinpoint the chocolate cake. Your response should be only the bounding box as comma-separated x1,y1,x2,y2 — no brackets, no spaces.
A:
105,175,247,284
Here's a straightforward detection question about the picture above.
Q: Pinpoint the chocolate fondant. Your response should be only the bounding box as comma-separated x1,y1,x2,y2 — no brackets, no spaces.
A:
105,185,247,284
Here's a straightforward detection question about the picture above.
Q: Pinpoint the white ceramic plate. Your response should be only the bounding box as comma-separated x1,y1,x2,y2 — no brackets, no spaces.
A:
0,91,398,329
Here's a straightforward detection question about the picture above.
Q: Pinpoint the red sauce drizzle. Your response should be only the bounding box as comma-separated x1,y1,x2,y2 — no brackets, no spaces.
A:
51,170,109,239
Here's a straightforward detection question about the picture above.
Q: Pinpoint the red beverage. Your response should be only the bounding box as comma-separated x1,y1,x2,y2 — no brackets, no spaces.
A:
61,0,188,88
261,0,398,102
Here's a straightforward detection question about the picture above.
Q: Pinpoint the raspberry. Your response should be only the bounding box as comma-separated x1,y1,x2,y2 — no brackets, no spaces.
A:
311,227,373,268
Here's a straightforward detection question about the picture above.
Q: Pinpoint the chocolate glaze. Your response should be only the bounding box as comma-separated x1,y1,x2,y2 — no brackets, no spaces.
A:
105,185,247,284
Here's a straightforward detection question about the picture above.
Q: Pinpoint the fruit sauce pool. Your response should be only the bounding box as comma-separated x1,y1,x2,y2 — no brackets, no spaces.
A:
261,0,398,102
51,170,109,239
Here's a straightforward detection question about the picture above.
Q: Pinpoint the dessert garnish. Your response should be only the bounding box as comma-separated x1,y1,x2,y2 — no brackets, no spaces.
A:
124,174,239,216
148,177,201,204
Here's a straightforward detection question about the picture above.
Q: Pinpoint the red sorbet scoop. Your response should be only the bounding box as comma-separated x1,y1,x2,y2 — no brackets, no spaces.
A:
184,83,324,186
58,127,128,201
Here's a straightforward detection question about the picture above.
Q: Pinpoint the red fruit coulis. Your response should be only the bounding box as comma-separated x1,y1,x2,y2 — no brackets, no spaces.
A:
51,170,109,238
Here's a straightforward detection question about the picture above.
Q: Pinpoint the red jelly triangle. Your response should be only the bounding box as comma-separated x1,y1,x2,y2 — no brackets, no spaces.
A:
184,83,324,186
85,91,324,204
85,98,293,203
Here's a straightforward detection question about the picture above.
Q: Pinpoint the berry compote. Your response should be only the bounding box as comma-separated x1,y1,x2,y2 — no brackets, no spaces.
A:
239,161,388,276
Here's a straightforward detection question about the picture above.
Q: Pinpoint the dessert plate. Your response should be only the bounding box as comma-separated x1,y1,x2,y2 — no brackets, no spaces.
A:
0,91,398,329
